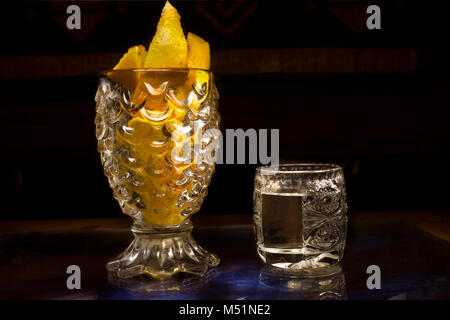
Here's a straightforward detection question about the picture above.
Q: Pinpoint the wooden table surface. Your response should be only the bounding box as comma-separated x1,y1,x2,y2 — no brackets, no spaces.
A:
0,211,449,300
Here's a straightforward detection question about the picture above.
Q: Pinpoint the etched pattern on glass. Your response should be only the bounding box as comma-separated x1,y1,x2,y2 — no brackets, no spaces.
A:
95,71,220,227
254,164,347,276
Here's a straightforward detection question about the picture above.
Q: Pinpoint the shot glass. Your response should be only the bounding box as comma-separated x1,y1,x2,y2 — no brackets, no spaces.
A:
253,164,348,277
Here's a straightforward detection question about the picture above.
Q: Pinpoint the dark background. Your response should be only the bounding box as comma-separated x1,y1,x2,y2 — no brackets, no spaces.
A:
1,0,450,220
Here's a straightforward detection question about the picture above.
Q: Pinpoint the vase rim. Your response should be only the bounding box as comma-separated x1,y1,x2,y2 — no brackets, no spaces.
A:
100,68,211,75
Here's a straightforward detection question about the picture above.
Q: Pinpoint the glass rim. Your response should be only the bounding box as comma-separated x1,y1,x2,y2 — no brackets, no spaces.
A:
100,67,211,75
256,163,342,174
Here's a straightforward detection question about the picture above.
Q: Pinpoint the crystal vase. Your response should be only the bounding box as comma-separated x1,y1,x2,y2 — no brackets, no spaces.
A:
95,68,220,279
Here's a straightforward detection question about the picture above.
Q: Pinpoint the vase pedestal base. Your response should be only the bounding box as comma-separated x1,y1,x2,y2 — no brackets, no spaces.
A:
107,222,219,280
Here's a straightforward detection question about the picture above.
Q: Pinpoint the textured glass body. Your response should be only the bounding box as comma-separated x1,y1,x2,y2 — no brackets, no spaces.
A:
254,164,347,276
95,69,220,279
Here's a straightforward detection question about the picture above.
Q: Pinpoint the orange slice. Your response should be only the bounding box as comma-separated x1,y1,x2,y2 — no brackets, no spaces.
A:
109,45,147,90
113,45,147,70
144,1,188,68
187,32,210,70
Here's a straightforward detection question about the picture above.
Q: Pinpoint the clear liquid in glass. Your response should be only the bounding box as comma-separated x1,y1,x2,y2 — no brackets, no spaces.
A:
254,191,345,276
